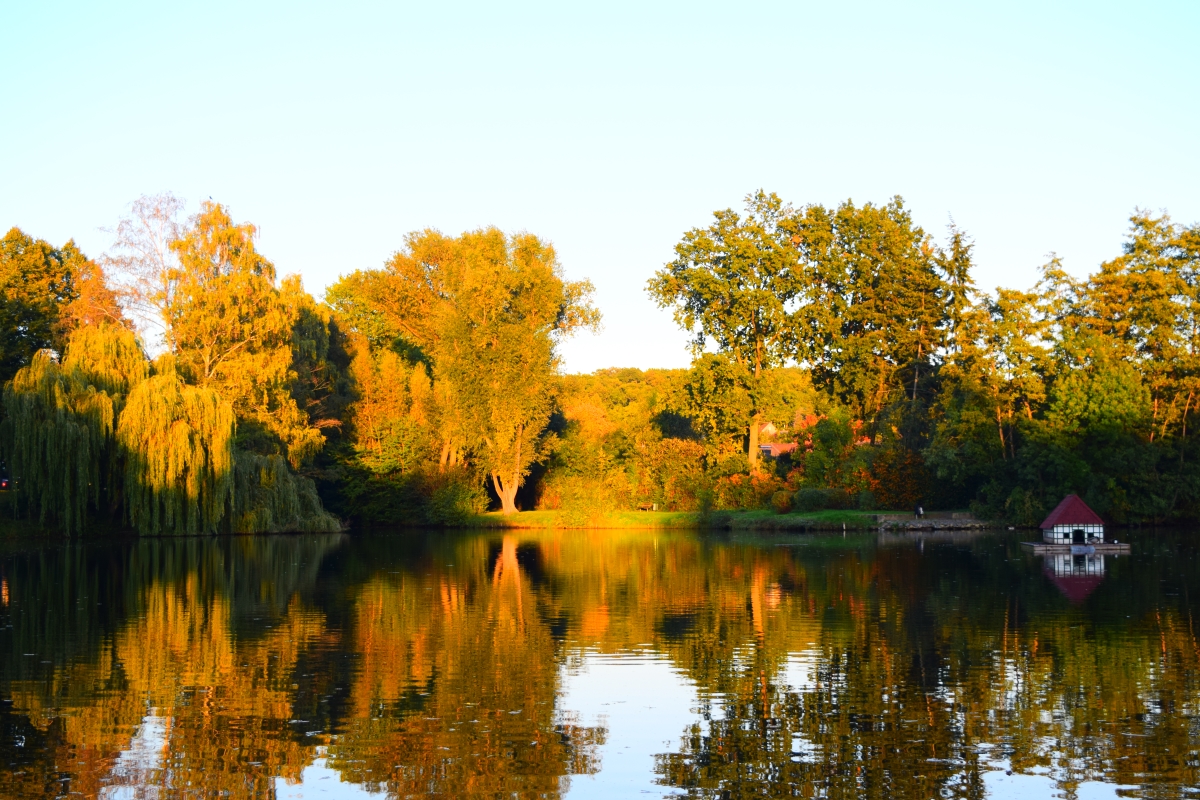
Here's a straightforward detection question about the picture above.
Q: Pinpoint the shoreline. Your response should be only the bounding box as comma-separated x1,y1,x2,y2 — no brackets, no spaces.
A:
456,509,1001,532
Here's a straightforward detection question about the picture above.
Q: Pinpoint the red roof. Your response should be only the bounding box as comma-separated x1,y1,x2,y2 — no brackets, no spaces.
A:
1045,570,1104,604
1040,494,1104,530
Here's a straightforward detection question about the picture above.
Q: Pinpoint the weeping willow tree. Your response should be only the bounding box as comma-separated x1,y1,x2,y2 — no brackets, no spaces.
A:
3,320,340,535
0,351,115,534
61,323,148,398
116,366,339,535
230,451,341,533
117,368,236,535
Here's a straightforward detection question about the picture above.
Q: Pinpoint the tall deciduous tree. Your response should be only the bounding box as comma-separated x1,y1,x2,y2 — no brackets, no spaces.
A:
649,191,802,471
792,197,953,429
434,230,598,513
330,228,598,514
102,192,187,352
165,201,329,468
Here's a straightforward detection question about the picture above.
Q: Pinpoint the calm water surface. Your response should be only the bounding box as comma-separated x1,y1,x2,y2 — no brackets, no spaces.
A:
1,528,1198,799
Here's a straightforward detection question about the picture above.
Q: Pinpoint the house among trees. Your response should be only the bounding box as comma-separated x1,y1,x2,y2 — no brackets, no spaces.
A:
756,422,798,461
1040,494,1105,544
758,442,798,460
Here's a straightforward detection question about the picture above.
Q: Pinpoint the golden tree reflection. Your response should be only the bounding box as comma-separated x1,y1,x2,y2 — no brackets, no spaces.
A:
328,535,606,797
0,532,1199,798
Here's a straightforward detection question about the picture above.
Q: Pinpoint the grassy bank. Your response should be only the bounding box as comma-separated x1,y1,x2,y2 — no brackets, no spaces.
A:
462,508,893,531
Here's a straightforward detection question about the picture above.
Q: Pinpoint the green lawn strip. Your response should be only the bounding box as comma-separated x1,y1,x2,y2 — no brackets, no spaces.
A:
457,508,896,530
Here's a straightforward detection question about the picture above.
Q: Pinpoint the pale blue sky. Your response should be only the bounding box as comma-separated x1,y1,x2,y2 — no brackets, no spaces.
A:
2,1,1196,372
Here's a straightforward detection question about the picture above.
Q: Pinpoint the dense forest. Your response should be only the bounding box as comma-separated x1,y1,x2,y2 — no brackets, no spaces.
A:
1,190,1198,533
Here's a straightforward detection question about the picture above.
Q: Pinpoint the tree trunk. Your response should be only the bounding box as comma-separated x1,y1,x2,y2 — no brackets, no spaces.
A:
749,353,761,473
493,472,519,515
996,406,1006,460
748,413,761,472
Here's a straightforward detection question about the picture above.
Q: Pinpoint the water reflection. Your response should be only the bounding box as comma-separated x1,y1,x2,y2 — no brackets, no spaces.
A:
1044,552,1107,604
0,529,1197,798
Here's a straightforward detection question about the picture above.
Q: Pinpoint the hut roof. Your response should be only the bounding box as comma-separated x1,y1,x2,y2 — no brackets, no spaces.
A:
1045,570,1104,604
1040,494,1104,530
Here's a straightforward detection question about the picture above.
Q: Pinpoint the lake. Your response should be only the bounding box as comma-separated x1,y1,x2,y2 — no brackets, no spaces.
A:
0,527,1197,799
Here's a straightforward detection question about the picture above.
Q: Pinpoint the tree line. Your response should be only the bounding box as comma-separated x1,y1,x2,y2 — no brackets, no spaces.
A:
1,190,1197,532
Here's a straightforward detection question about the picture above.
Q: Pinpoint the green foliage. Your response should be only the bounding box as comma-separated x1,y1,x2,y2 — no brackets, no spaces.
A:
927,210,1200,522
425,469,490,525
0,228,86,384
230,450,340,533
792,487,852,513
649,191,803,469
117,371,235,535
792,197,957,423
794,411,871,493
855,489,877,510
669,354,751,461
1047,332,1150,435
0,351,115,533
61,323,147,398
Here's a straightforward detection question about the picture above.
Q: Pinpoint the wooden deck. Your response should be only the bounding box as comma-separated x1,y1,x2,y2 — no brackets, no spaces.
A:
1020,542,1131,554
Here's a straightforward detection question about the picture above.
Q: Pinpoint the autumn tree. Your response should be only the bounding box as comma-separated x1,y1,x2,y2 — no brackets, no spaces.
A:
163,201,330,468
434,230,597,513
118,362,236,535
0,228,87,384
649,191,802,472
330,228,598,514
346,340,435,475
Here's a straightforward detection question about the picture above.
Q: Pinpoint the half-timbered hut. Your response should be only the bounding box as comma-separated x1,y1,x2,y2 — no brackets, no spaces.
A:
1040,494,1104,545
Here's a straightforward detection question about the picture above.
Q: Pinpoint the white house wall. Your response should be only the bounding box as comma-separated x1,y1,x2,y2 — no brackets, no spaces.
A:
1041,524,1104,543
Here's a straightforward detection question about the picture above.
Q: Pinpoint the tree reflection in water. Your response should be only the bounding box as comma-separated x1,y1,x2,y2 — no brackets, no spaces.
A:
0,529,1197,799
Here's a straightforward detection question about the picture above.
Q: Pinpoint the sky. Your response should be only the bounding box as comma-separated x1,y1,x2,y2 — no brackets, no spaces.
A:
2,1,1197,373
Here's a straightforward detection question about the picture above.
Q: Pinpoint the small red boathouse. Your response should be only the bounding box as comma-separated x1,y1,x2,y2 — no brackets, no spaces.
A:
1040,494,1105,545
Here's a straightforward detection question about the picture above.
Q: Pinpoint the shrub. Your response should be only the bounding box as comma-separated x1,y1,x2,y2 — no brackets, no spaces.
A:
713,471,782,510
542,474,620,527
426,470,489,525
792,487,852,512
771,490,792,514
